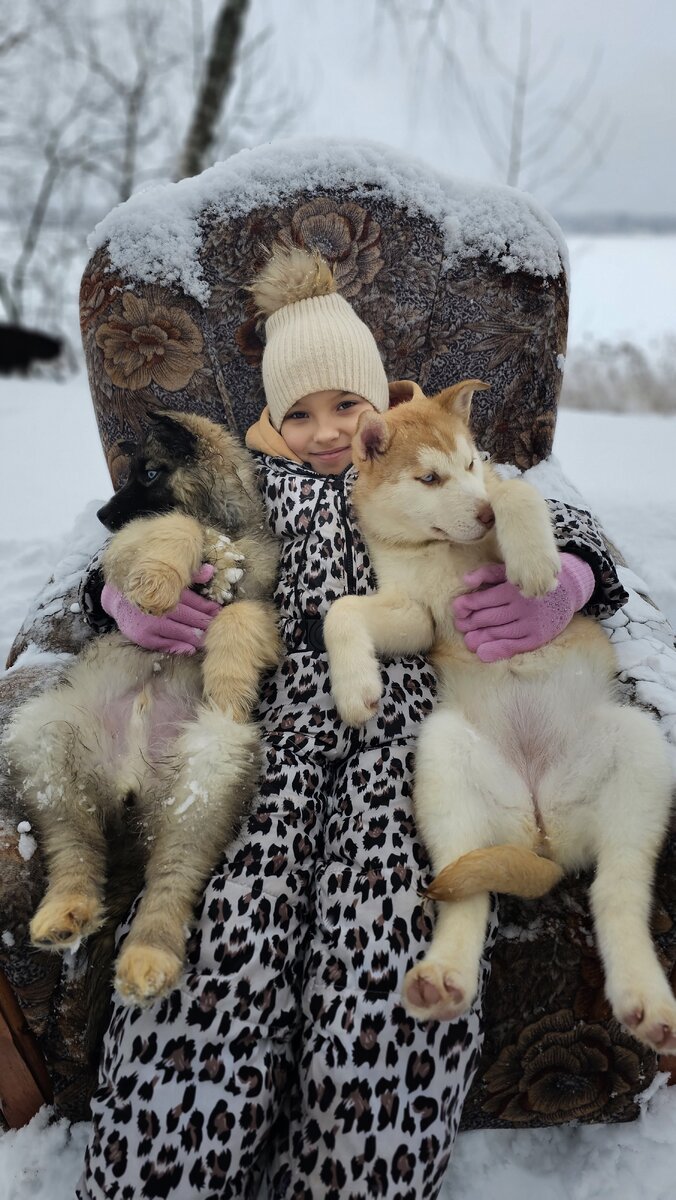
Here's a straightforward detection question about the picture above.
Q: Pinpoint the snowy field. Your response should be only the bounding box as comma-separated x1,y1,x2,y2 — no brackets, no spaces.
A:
2,231,676,1198
566,234,676,353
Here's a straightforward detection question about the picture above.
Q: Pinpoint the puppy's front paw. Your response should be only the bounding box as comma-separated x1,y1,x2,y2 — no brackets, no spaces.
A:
332,662,383,726
115,943,183,1005
30,892,103,948
506,548,560,599
126,565,185,615
205,547,246,606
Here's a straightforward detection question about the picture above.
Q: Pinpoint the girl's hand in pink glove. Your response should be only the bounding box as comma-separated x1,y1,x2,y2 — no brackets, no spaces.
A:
101,563,222,655
452,552,595,663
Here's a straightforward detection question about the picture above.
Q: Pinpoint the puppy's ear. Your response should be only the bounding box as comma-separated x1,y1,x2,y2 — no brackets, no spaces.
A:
433,380,489,423
149,411,198,461
354,411,392,462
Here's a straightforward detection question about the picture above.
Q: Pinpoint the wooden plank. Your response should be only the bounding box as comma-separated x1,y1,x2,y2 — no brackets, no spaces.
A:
0,968,53,1128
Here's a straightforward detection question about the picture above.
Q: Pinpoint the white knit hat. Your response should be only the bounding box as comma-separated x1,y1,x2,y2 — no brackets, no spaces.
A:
250,245,389,430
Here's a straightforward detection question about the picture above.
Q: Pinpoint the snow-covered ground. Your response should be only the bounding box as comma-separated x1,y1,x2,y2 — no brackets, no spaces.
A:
2,231,676,1198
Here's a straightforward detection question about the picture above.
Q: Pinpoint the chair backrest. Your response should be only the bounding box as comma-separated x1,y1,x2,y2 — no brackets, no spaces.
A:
80,138,568,484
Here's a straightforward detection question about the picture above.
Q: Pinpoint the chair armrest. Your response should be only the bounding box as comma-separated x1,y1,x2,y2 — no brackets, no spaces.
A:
0,967,53,1128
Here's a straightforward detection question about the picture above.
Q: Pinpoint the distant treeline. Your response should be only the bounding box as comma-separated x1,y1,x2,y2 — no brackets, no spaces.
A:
1,209,675,237
557,213,676,235
561,340,676,414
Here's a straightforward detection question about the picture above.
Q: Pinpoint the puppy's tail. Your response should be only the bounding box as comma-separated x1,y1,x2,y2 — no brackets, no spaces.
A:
424,845,564,902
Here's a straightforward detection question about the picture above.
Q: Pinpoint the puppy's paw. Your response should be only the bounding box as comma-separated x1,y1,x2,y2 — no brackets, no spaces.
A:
115,944,183,1005
332,663,383,727
402,960,477,1022
505,548,560,599
205,554,246,605
126,565,185,615
202,532,245,605
30,892,103,948
614,988,676,1052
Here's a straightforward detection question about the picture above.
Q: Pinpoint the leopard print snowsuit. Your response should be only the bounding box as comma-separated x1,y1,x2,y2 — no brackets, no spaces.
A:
77,455,624,1200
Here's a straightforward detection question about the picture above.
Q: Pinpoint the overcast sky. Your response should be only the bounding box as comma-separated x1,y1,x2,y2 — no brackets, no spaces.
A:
263,0,676,218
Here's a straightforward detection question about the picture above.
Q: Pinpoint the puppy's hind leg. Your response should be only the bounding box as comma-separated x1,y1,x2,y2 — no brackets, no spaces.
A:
587,704,676,1053
5,698,107,948
28,808,107,948
114,709,259,1004
403,708,533,1023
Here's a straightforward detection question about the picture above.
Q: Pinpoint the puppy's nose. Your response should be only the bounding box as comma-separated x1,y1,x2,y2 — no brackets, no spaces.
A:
477,503,495,527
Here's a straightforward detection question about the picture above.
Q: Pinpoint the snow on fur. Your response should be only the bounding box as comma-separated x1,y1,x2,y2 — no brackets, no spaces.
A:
89,138,569,305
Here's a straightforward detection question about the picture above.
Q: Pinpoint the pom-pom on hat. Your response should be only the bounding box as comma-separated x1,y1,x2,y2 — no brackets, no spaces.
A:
249,244,389,430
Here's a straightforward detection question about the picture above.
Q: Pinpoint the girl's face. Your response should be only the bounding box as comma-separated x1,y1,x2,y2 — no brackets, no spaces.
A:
281,389,374,475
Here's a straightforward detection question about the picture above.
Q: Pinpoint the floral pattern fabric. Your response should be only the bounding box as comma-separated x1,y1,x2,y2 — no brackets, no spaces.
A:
79,183,565,490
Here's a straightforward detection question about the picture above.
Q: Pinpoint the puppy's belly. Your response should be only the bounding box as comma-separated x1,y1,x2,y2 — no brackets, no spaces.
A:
440,644,615,803
74,639,204,795
99,684,200,782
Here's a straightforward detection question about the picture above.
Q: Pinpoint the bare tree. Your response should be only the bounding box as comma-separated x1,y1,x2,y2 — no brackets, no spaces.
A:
77,3,182,203
0,0,299,352
177,0,252,180
468,5,617,204
0,0,188,333
379,0,617,208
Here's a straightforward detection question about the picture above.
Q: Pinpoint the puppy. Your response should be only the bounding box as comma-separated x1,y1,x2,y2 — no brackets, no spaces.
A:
6,412,280,1006
324,381,676,1052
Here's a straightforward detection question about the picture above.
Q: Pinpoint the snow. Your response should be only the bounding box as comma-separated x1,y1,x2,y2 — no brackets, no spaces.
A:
90,137,569,304
554,409,676,629
567,235,676,353
16,831,36,860
16,821,37,862
445,1078,675,1200
3,235,676,1197
0,1109,90,1200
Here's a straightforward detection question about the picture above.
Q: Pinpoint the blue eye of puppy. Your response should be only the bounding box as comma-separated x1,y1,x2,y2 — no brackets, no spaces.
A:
143,466,160,483
418,472,440,485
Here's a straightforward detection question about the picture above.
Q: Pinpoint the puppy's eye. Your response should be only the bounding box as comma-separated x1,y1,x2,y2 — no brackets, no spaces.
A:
143,466,161,484
417,472,440,485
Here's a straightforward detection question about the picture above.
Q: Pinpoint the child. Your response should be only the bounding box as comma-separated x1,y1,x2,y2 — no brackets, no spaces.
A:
77,247,626,1200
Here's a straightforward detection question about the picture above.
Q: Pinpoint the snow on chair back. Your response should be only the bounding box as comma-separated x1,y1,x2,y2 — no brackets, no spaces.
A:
80,137,568,487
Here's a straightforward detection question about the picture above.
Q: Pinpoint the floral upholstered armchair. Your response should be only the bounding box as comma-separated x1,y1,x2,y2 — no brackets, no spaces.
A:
1,138,675,1131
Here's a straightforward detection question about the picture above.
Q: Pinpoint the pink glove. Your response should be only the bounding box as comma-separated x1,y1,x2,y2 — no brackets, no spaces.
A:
101,564,222,655
452,552,595,663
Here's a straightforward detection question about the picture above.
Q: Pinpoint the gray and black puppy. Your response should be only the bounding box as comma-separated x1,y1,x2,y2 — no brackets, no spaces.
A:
6,411,280,1007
